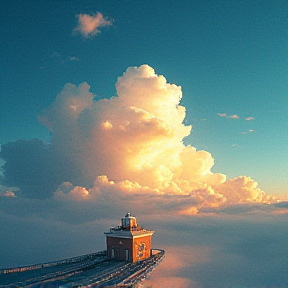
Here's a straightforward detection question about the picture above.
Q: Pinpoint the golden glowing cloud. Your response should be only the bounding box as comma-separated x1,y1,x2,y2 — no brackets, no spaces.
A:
39,65,277,213
74,12,112,38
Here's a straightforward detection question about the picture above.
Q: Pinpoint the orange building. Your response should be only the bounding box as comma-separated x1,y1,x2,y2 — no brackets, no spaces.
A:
105,213,154,263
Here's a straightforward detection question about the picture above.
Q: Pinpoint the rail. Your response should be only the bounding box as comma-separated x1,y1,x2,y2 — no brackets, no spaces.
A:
0,251,107,275
0,249,165,287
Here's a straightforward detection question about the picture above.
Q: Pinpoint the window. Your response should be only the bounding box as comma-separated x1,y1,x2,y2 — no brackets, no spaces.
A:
125,249,130,261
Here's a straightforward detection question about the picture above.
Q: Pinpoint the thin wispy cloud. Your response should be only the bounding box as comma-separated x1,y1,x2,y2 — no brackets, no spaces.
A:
245,116,255,121
50,51,61,58
50,51,80,63
217,113,239,119
41,52,80,70
241,129,254,135
69,56,80,62
74,12,112,38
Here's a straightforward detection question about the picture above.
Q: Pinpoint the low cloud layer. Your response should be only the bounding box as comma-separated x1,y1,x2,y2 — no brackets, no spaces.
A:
74,12,112,38
1,207,288,287
142,213,288,288
0,65,281,216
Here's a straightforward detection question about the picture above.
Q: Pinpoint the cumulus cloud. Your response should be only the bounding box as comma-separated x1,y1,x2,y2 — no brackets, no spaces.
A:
245,116,255,121
74,12,112,38
214,176,274,204
0,65,280,215
54,182,92,202
0,190,16,197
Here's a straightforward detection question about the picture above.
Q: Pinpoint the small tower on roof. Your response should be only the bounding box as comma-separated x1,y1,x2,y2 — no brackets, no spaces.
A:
105,213,154,263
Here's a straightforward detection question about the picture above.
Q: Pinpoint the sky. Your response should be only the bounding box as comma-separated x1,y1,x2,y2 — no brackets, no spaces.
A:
0,1,288,287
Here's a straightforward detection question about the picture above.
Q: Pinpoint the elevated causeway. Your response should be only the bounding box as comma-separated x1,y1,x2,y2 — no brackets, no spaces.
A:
0,249,165,287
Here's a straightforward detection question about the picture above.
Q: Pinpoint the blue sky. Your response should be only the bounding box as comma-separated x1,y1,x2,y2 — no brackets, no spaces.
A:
1,1,288,286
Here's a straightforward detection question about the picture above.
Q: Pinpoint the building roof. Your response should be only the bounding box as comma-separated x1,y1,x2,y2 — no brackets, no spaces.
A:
105,213,154,239
105,228,154,239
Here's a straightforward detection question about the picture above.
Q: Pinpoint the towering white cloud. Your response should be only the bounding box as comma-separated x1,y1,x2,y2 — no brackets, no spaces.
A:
36,65,277,213
0,65,279,214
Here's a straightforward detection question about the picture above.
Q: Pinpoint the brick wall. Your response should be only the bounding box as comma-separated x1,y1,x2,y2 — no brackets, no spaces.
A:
106,235,152,263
